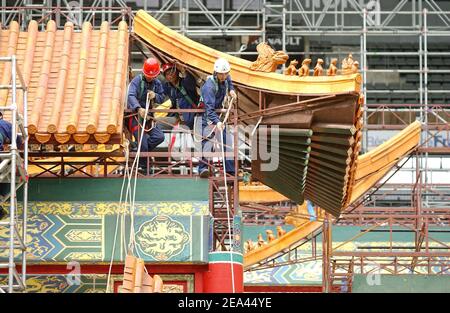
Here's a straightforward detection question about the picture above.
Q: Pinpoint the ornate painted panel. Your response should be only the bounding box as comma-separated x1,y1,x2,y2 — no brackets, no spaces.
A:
0,274,194,293
0,201,210,263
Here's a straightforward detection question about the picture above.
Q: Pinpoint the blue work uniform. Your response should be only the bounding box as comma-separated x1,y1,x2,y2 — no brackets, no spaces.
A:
0,119,22,202
163,72,199,129
0,119,23,151
127,74,166,168
198,75,235,175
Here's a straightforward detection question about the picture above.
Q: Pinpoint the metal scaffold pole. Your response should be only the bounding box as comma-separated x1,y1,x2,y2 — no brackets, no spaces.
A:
0,55,28,293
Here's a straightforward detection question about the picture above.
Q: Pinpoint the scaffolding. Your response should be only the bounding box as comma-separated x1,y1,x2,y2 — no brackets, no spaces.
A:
0,1,132,30
0,56,28,293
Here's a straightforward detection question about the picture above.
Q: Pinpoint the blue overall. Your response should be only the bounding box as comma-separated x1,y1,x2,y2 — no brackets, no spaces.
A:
198,75,235,175
0,119,23,151
163,72,199,129
0,119,23,201
127,74,166,168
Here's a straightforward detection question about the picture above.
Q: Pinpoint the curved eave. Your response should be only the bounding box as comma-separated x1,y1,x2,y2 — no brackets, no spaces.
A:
243,221,322,269
133,10,362,95
349,121,422,204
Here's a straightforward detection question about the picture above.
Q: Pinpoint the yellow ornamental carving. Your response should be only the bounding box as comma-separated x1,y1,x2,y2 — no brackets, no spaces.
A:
135,215,190,261
250,42,289,73
66,252,102,260
93,202,111,215
25,276,67,293
65,230,102,242
20,201,209,216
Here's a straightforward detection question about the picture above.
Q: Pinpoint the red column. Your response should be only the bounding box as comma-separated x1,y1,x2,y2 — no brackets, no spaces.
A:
203,252,243,293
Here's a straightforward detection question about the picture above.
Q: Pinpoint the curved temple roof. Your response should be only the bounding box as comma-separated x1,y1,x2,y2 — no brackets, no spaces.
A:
243,121,422,268
0,20,129,144
134,10,361,95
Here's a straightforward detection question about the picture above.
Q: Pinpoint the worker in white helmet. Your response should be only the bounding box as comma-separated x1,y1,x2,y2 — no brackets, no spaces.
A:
198,57,237,178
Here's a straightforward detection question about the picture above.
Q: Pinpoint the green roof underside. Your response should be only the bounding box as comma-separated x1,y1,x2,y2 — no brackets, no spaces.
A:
20,178,209,202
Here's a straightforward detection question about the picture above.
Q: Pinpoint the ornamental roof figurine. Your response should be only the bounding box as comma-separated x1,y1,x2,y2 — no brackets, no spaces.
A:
327,58,338,76
284,59,298,76
298,58,312,77
313,58,324,76
250,42,289,72
352,60,360,73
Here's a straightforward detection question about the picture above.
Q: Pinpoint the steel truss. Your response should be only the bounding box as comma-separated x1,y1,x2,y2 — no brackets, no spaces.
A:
148,0,265,37
0,1,132,30
324,149,450,292
0,56,29,293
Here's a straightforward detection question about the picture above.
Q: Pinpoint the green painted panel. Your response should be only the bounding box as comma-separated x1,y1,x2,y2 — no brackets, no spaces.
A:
352,274,450,293
208,252,243,264
0,214,209,263
0,274,194,293
108,214,208,263
0,274,108,293
20,178,209,202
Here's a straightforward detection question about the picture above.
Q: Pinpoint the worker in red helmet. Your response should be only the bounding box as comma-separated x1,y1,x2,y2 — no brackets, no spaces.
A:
127,58,166,172
161,62,199,130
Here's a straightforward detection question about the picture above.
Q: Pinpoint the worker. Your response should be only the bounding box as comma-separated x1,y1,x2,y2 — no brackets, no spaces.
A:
161,62,199,130
0,112,23,152
127,58,166,171
198,57,237,178
0,112,23,220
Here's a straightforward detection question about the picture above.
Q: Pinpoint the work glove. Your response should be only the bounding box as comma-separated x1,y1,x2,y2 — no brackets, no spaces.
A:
216,121,224,132
138,108,146,118
229,90,237,101
148,91,156,100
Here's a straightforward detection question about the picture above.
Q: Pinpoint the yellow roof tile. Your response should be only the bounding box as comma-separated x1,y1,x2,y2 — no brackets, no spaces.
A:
0,20,129,145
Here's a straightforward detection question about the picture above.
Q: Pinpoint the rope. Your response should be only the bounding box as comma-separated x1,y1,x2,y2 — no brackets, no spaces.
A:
128,92,153,253
192,96,234,143
106,91,237,289
106,139,131,292
217,96,236,292
107,93,154,292
219,125,236,293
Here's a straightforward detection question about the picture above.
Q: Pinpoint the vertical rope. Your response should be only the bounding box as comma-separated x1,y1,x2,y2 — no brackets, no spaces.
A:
219,96,236,293
220,128,236,293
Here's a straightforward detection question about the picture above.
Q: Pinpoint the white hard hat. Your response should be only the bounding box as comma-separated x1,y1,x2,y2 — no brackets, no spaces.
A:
214,58,231,73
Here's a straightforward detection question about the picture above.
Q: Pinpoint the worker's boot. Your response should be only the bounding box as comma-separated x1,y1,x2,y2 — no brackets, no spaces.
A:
199,168,210,178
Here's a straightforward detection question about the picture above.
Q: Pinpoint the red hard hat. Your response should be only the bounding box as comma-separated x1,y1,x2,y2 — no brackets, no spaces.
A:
162,62,175,74
142,58,160,79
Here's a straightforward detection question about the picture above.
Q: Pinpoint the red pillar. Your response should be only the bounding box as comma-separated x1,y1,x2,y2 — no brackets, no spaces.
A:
194,272,204,293
203,252,243,293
